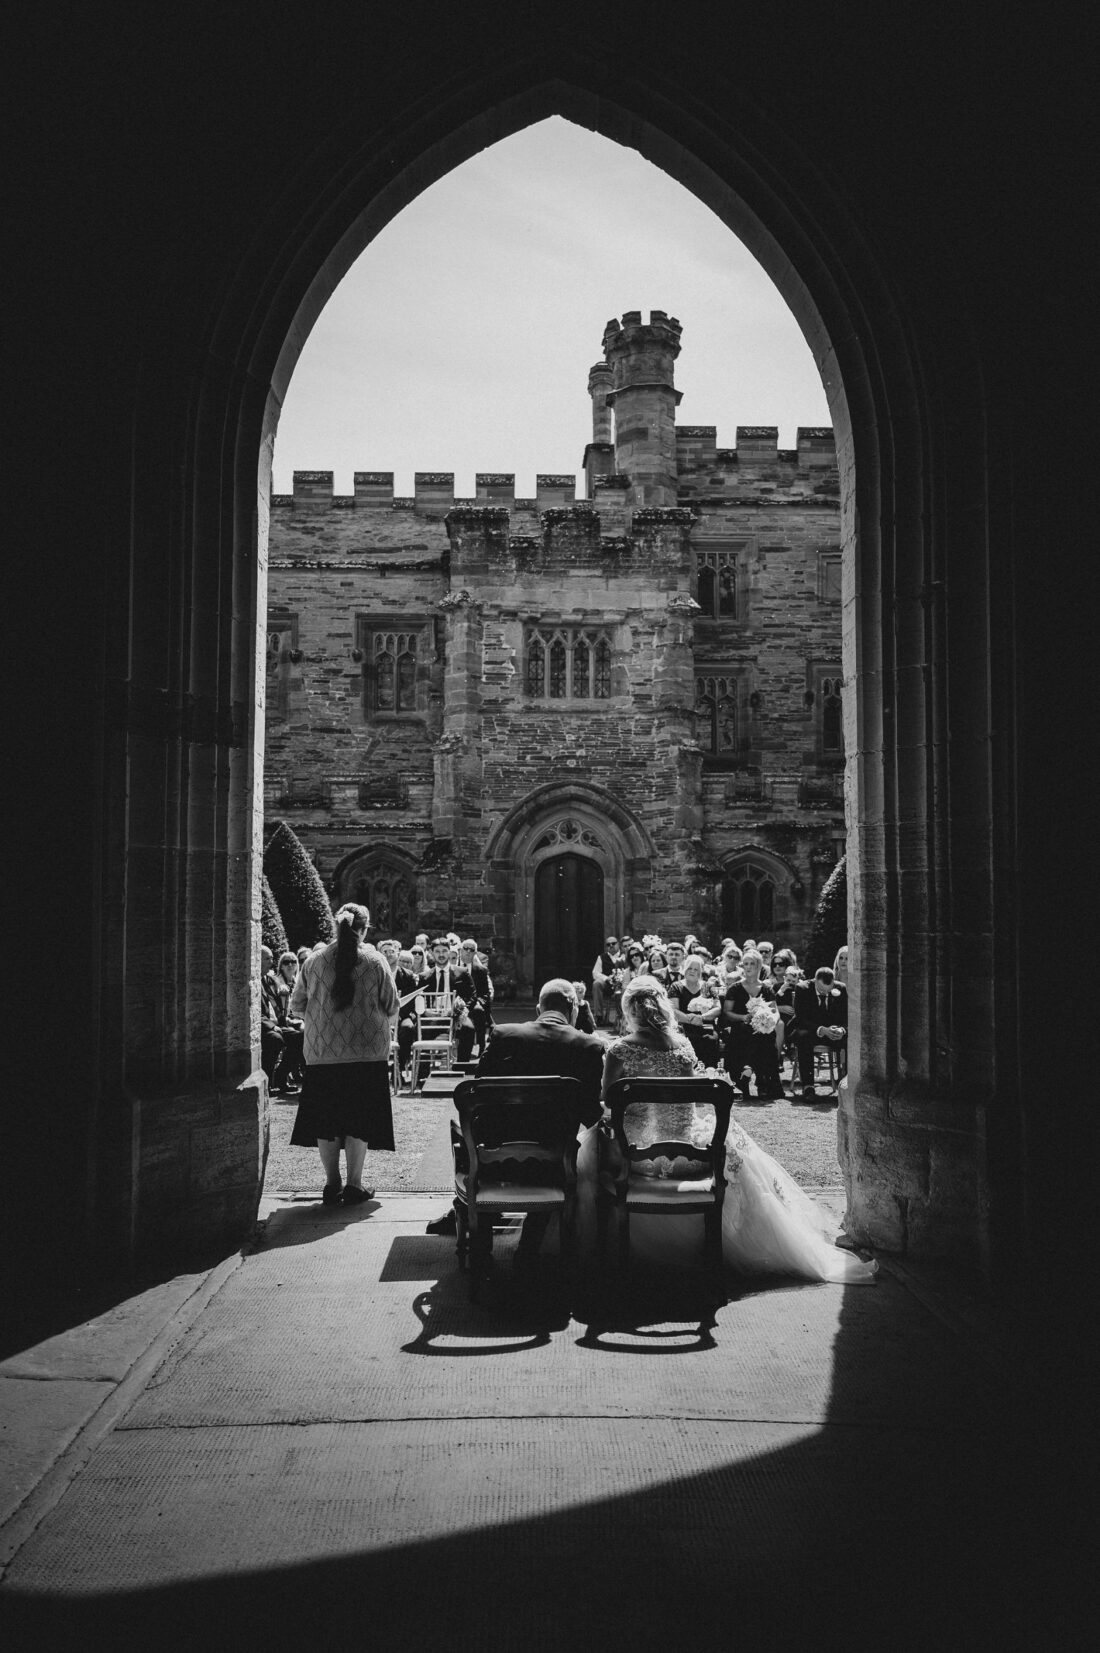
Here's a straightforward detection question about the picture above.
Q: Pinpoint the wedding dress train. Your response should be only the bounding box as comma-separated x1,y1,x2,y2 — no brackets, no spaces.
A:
584,1038,877,1286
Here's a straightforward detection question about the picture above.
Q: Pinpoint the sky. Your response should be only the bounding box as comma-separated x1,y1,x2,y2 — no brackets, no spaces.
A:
272,117,831,499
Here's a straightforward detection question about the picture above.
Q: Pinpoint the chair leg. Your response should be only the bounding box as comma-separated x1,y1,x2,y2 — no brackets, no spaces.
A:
455,1203,468,1268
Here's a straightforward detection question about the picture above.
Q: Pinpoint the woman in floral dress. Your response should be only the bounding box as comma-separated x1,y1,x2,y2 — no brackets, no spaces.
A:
593,975,877,1285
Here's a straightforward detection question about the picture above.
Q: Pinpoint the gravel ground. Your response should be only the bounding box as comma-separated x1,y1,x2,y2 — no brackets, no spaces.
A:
263,1071,844,1194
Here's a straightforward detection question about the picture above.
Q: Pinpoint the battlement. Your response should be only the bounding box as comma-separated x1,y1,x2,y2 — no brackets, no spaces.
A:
602,309,683,353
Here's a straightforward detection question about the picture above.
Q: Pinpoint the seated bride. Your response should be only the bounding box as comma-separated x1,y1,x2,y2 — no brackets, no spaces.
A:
592,974,877,1286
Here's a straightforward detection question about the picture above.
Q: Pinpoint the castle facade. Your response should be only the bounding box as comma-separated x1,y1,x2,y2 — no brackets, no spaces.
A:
265,311,844,992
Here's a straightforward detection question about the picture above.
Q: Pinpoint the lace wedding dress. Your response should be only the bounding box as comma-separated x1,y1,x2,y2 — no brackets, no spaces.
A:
595,1037,877,1286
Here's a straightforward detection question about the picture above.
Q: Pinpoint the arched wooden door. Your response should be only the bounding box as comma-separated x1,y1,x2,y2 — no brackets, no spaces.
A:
534,854,604,991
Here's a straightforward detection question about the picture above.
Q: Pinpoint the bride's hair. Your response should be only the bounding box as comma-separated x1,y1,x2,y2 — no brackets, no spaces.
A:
620,973,693,1056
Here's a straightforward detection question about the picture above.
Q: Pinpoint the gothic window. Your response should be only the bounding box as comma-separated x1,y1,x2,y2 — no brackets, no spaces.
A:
549,636,567,698
531,818,602,853
524,626,614,700
722,860,777,936
527,634,545,697
358,615,431,719
694,673,740,756
694,541,748,620
265,612,297,723
344,860,416,939
807,663,844,761
821,675,843,753
594,635,612,698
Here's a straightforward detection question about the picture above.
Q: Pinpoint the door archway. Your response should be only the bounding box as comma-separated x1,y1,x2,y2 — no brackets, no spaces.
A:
96,45,1009,1278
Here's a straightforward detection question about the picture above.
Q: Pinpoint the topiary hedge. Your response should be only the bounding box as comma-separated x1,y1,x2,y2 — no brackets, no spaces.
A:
806,853,847,973
260,873,289,958
263,820,336,951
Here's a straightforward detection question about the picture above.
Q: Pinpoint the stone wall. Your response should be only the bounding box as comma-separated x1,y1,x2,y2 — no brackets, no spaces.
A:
265,408,845,985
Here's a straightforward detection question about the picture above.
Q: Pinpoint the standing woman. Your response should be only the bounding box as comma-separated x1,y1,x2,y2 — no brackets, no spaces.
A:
289,903,399,1206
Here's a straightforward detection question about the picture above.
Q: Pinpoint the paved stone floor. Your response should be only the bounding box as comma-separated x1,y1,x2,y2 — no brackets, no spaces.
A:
0,1194,1083,1651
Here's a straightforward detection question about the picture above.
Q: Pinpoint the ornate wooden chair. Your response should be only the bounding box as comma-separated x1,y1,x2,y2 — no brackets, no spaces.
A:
598,1077,734,1300
451,1076,587,1300
409,992,456,1090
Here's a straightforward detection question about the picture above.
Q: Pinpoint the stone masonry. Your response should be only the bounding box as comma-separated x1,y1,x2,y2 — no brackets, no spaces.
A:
266,312,844,993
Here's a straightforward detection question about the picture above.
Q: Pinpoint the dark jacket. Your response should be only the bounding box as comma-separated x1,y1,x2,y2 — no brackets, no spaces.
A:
476,1011,605,1125
792,981,848,1038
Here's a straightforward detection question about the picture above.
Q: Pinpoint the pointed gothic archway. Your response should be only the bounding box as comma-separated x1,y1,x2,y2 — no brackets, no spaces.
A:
84,38,1017,1283
484,784,655,995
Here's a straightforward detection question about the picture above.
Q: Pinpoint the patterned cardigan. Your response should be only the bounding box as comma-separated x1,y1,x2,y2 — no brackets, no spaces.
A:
289,941,399,1065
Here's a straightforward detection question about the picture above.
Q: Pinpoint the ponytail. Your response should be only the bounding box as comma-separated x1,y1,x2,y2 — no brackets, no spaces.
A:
331,902,369,1010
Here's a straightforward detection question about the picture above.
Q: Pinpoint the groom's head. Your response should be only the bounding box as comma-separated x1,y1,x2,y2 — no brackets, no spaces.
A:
538,979,579,1022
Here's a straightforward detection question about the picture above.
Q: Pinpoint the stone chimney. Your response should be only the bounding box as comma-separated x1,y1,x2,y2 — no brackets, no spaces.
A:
602,310,683,507
583,360,615,499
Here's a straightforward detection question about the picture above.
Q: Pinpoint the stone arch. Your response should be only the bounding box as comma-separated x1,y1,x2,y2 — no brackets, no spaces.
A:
99,46,1008,1275
331,843,419,940
485,783,655,991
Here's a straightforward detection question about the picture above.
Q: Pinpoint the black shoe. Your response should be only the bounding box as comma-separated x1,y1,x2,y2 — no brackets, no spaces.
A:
426,1208,458,1236
342,1184,374,1205
321,1181,343,1205
736,1070,752,1100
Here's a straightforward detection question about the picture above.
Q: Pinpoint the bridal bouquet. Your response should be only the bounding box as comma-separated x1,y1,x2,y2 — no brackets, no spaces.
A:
747,995,780,1035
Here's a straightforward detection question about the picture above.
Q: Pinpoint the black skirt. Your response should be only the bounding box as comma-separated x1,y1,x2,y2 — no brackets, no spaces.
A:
289,1060,395,1150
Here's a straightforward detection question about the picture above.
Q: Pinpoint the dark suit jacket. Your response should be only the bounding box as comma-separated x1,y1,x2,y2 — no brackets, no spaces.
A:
792,982,848,1038
476,1012,605,1126
422,967,475,1010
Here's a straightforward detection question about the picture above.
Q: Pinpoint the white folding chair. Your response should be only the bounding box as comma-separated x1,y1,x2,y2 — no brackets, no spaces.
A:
409,992,456,1090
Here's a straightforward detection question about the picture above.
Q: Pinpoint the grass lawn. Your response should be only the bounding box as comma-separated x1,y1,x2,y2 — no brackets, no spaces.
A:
263,1079,844,1194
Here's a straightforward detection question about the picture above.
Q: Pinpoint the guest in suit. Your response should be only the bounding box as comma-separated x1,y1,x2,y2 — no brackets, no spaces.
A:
427,978,606,1244
421,934,476,1061
590,936,624,1026
791,967,848,1101
458,937,494,1054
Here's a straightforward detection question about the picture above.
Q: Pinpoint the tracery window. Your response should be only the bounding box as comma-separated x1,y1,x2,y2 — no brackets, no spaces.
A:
524,626,613,700
694,673,740,756
344,860,416,937
721,860,777,935
694,542,748,620
531,818,603,852
820,675,843,754
265,612,297,722
358,614,431,719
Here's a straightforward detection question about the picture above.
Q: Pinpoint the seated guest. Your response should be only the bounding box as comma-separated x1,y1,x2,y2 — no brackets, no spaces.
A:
275,951,306,1092
664,940,687,981
791,966,848,1102
756,940,775,979
739,947,784,1099
420,934,477,1062
647,945,670,985
392,953,424,1080
427,977,606,1242
668,951,721,1066
621,942,649,988
458,936,494,1054
590,935,624,1026
260,945,296,1093
717,942,743,990
407,943,429,982
377,939,400,974
571,980,597,1035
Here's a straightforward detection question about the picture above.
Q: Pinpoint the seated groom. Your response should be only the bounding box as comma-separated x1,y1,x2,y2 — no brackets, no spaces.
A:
791,965,848,1101
426,978,606,1243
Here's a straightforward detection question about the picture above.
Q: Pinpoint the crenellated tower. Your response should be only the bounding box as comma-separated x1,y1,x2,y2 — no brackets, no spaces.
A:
602,309,683,507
